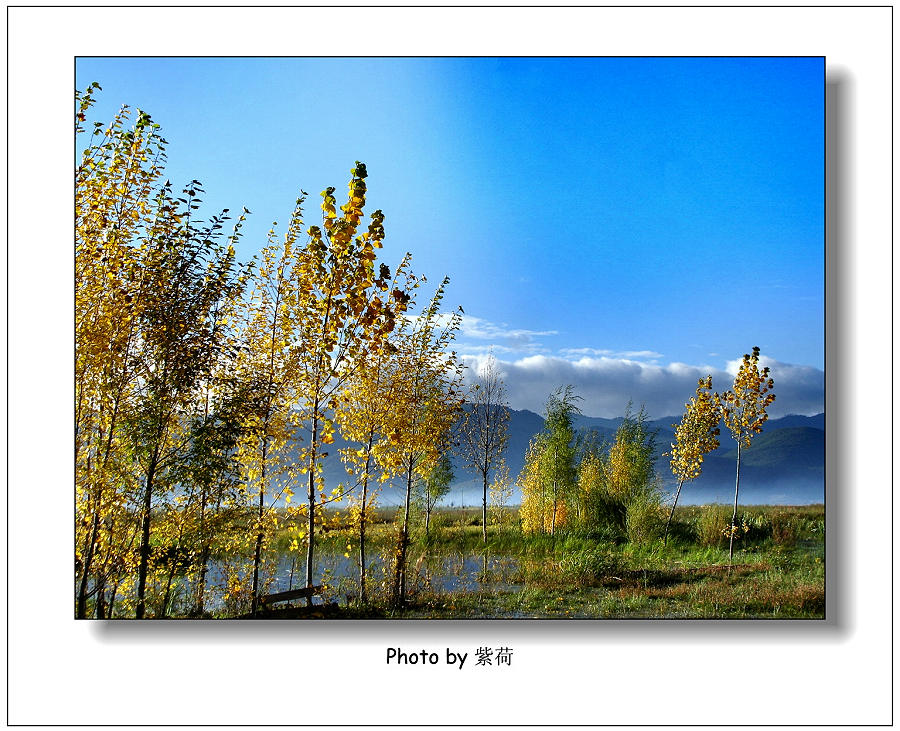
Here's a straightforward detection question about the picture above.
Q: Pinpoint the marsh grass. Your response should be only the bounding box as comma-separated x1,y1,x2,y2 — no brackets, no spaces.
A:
138,503,824,619
393,503,824,619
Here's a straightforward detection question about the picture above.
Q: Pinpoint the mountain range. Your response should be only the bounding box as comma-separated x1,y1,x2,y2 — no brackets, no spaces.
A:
302,408,824,508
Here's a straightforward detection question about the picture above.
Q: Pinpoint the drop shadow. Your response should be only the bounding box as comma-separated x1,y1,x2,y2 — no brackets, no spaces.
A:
823,71,851,634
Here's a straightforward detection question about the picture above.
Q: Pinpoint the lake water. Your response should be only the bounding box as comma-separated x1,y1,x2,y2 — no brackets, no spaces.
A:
197,550,522,612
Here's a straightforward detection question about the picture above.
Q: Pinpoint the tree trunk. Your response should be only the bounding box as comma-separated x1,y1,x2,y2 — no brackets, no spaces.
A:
663,478,686,546
550,446,558,536
135,453,159,619
195,543,211,616
250,481,266,615
77,397,123,618
359,436,374,604
193,490,208,616
729,441,742,565
250,440,268,617
107,582,118,619
95,576,107,619
482,470,488,544
394,457,415,606
195,491,222,616
77,510,100,618
306,409,320,607
161,562,177,618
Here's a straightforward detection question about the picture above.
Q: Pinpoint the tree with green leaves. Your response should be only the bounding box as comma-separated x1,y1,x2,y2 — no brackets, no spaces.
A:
574,440,605,531
419,451,454,536
519,386,581,535
179,370,255,616
602,404,660,543
542,386,582,535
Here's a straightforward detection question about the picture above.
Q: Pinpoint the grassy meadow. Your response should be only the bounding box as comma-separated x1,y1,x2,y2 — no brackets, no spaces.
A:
246,502,825,620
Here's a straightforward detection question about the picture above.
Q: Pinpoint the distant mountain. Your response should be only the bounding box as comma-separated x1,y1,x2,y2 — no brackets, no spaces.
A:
670,424,824,506
719,427,824,470
761,413,825,431
291,409,825,507
567,413,824,507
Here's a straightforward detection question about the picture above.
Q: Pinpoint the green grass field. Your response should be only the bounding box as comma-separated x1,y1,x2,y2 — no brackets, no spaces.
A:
258,503,825,619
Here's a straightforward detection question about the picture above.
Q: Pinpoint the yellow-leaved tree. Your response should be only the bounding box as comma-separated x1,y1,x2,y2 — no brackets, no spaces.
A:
293,163,414,602
519,387,581,536
519,435,549,534
76,83,248,619
381,280,464,605
129,179,245,619
75,84,166,617
664,376,721,545
720,347,776,563
575,447,604,530
235,198,309,616
334,257,419,603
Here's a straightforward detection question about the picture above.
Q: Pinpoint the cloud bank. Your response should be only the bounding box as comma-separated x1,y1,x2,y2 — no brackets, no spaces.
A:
461,353,824,419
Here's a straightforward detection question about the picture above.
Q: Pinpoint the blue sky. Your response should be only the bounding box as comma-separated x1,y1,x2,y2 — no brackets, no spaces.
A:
76,57,824,417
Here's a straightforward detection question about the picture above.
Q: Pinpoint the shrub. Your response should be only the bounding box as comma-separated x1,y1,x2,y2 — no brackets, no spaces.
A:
625,479,666,544
696,504,731,547
743,512,772,542
557,548,622,588
770,512,798,546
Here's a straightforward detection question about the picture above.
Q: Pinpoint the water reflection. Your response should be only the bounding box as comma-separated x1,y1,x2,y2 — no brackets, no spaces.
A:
199,550,522,611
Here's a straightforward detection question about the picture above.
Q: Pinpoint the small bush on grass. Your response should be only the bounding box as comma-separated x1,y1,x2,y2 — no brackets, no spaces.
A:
696,504,731,547
557,547,623,588
770,512,799,546
625,477,666,544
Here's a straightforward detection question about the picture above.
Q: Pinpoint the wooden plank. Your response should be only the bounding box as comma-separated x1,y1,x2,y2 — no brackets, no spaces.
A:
258,585,324,605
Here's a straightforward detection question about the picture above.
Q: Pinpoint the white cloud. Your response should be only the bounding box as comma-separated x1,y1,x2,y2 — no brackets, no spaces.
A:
461,353,824,419
454,343,540,357
560,347,663,360
458,315,555,345
438,313,557,356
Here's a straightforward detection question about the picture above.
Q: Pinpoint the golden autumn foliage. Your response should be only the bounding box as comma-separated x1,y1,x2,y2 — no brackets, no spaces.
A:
235,220,310,614
292,163,417,597
663,376,722,544
76,83,250,618
721,347,776,449
75,85,470,618
576,450,604,523
334,262,420,602
488,459,514,532
519,437,549,535
75,84,168,618
721,347,776,561
380,280,465,603
669,376,721,483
